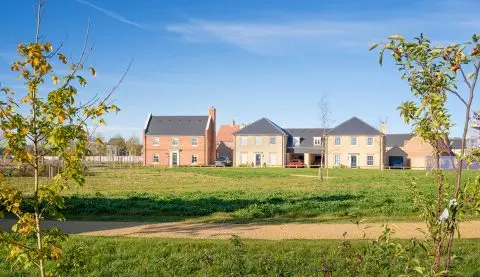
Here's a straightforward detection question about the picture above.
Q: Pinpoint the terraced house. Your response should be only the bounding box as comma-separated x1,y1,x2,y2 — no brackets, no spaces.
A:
143,107,216,166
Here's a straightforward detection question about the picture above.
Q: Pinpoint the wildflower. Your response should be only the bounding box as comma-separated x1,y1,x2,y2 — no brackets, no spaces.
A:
438,208,449,223
449,199,457,208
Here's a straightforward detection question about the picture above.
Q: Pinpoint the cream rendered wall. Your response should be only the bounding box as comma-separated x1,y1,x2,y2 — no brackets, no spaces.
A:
326,135,384,168
233,135,286,166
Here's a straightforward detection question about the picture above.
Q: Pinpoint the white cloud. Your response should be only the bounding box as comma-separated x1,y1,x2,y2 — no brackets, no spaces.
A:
76,0,151,30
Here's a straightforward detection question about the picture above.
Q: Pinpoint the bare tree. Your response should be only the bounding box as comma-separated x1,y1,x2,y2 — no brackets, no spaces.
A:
318,94,333,181
125,135,141,156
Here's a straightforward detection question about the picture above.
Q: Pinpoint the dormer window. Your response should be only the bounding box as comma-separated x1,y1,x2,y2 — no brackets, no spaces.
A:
293,137,301,147
313,137,322,146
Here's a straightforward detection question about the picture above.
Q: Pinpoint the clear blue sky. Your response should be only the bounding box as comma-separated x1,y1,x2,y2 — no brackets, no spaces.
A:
1,0,477,139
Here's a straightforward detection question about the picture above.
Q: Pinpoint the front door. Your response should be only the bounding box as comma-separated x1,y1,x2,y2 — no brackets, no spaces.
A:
255,153,262,167
350,155,357,168
171,151,179,166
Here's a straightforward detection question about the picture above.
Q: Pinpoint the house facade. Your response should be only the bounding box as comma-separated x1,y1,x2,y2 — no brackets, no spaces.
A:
233,118,288,167
143,107,216,166
232,116,386,169
216,120,242,160
325,117,385,169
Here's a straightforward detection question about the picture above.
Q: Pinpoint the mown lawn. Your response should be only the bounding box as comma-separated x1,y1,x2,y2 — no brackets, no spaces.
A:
1,237,479,276
4,167,478,223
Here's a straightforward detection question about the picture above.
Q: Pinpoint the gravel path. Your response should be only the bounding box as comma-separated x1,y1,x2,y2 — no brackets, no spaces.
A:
1,219,480,240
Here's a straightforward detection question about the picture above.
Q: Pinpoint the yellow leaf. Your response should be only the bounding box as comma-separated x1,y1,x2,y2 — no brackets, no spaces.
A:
89,66,96,77
52,75,59,85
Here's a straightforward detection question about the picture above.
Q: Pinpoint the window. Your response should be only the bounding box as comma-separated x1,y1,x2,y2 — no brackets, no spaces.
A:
240,152,248,164
367,155,374,166
269,136,276,144
191,154,198,164
367,137,374,146
255,137,262,145
241,137,248,146
293,137,301,147
313,137,322,146
172,137,179,146
334,154,341,166
152,153,159,164
152,137,160,146
269,153,277,165
334,137,341,145
191,137,198,146
351,137,357,145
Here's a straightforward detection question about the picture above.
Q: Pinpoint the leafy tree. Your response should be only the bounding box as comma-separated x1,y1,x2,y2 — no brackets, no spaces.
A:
107,134,126,156
371,34,480,276
0,1,129,276
125,135,141,156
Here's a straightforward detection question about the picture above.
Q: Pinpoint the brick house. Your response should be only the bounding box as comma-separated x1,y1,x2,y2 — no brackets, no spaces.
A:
216,120,242,160
143,107,216,166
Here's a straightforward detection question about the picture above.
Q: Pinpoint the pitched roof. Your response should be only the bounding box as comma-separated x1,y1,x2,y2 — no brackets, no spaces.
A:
234,118,287,135
450,138,464,149
327,117,381,136
145,115,209,136
285,128,330,148
386,133,413,148
217,125,241,142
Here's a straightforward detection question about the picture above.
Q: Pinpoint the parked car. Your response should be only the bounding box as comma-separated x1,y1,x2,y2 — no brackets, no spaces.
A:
215,157,232,167
287,159,305,167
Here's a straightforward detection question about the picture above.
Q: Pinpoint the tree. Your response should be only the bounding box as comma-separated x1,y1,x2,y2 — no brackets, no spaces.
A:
108,134,126,156
317,94,333,181
125,135,141,156
371,34,480,276
0,1,130,276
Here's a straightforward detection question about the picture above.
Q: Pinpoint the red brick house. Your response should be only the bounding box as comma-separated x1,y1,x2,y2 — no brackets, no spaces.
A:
216,120,242,160
143,107,216,166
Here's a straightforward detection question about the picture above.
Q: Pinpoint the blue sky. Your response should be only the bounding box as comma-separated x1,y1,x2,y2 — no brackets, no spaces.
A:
1,0,478,139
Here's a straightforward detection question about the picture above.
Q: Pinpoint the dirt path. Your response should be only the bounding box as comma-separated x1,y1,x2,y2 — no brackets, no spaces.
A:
1,219,480,240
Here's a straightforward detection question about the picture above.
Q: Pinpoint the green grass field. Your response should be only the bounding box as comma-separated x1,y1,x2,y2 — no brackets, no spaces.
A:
1,237,479,276
4,167,477,223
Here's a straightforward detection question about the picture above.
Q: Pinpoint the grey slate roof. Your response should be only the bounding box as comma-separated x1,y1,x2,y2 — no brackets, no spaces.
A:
327,117,381,136
285,128,330,148
145,116,209,136
234,118,288,135
450,138,464,149
386,134,413,148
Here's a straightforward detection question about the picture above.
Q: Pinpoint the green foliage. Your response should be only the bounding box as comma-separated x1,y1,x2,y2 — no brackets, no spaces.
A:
1,236,480,276
372,33,480,275
0,7,120,275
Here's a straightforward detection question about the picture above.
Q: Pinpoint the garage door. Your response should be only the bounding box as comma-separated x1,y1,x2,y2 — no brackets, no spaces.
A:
388,156,403,167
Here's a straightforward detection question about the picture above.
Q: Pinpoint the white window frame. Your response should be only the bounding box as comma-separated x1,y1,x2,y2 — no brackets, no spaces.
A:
172,137,179,146
269,136,276,144
240,136,248,146
191,137,198,147
367,137,374,146
191,154,198,165
366,155,374,166
269,152,277,165
152,153,159,164
152,137,160,146
334,137,341,145
255,136,262,145
240,152,248,164
313,137,322,146
351,137,358,146
293,137,301,147
334,154,341,166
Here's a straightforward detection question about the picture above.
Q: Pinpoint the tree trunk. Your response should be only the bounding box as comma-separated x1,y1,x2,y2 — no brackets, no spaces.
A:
319,156,324,181
433,150,443,274
33,145,45,277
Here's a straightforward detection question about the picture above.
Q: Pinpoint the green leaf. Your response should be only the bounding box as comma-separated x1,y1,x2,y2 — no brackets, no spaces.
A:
388,35,405,41
379,49,385,66
89,66,96,77
467,72,474,79
369,43,379,51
